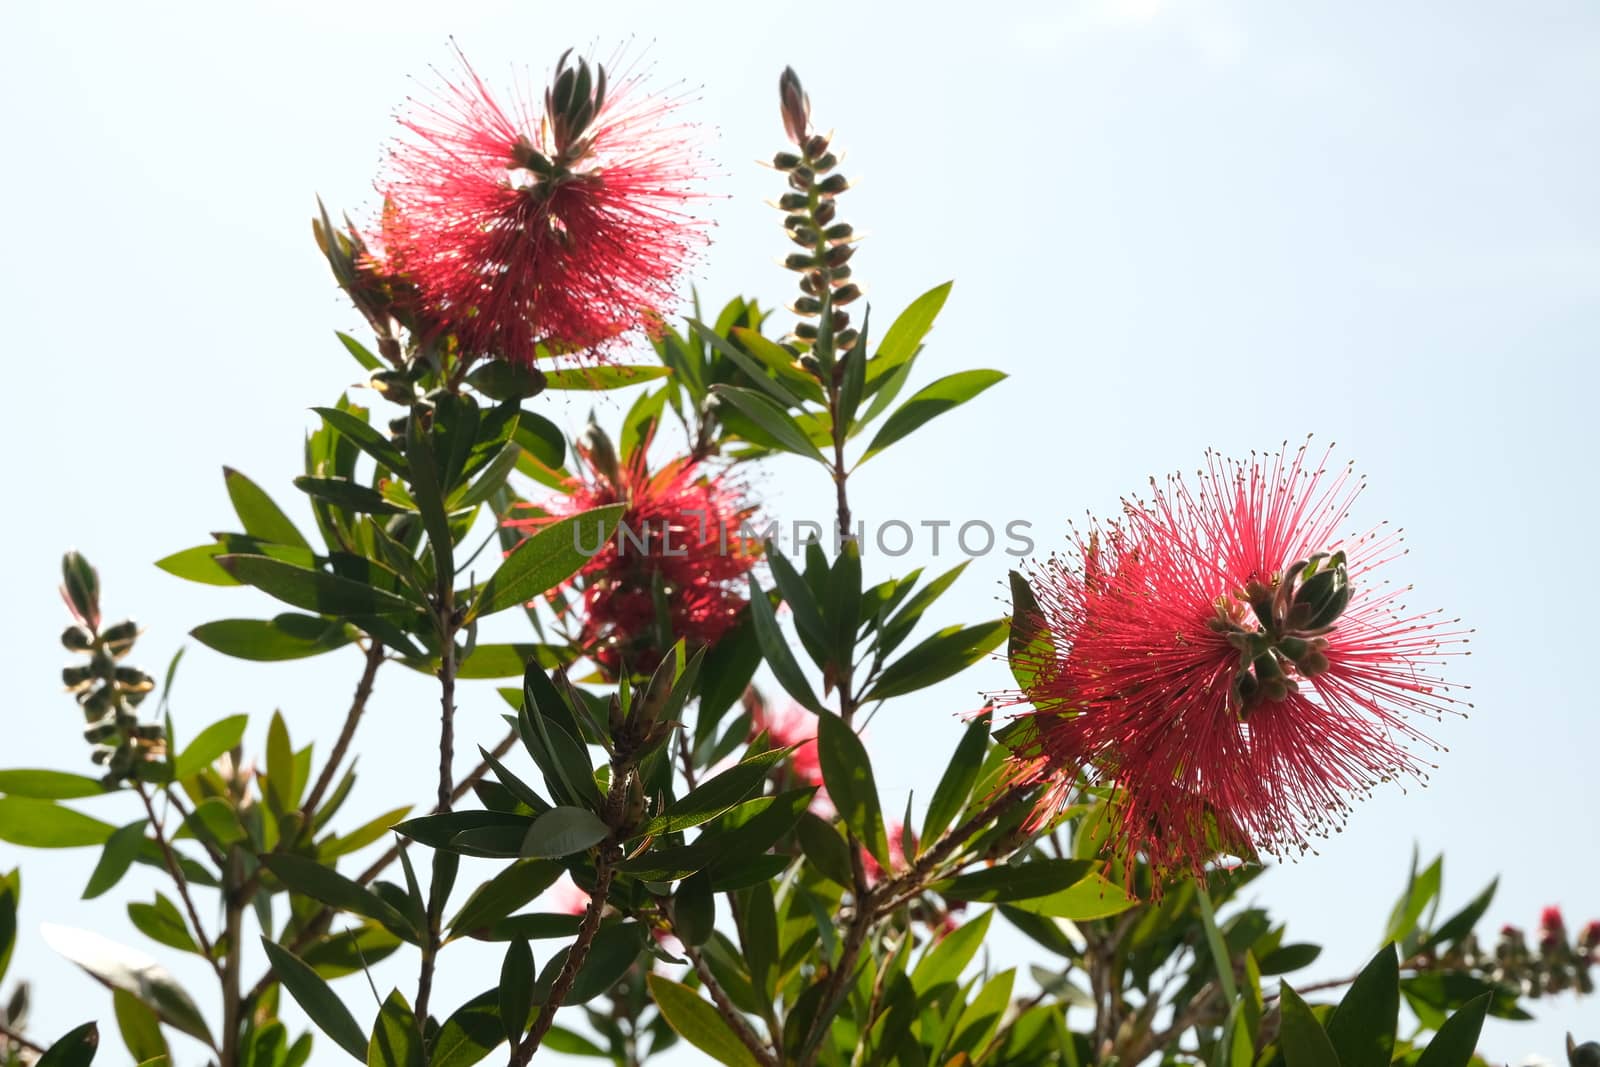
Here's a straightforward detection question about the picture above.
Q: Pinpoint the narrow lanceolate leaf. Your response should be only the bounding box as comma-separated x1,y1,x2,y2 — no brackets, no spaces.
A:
34,1022,99,1067
43,924,213,1046
1326,944,1399,1067
1277,984,1340,1067
710,384,829,464
519,807,610,859
225,467,311,548
260,855,415,940
935,859,1094,904
215,555,416,617
1414,993,1491,1067
0,769,107,800
429,989,502,1067
191,615,355,661
870,281,953,380
82,820,149,900
645,975,763,1067
312,405,408,473
922,711,991,841
746,580,823,713
0,799,114,848
1007,570,1051,693
633,747,792,838
859,370,1005,463
472,505,625,618
367,989,423,1067
864,619,1008,701
816,713,890,868
259,938,368,1061
542,364,671,390
172,714,248,778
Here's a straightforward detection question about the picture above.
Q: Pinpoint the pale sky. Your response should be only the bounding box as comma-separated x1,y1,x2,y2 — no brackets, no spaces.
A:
1,1,1596,1063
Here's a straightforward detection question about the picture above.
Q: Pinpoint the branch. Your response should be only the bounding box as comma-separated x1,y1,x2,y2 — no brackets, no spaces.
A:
135,781,223,979
300,641,386,821
657,903,777,1067
0,1021,45,1056
242,727,519,1005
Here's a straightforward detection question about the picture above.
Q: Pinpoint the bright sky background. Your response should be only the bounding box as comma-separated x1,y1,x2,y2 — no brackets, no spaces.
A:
2,1,1596,1063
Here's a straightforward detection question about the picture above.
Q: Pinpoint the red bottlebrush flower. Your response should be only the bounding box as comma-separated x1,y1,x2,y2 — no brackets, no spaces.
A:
1540,905,1568,951
1005,442,1468,887
379,46,707,365
507,431,759,677
1578,920,1600,957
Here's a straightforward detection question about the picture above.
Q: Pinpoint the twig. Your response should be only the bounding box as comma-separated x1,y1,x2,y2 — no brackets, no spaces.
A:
508,763,634,1065
242,728,519,1005
135,781,223,978
0,1021,45,1056
300,642,386,821
657,903,777,1067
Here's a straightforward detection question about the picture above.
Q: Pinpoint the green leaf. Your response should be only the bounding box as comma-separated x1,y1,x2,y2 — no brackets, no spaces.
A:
1385,852,1442,945
447,861,563,940
519,807,610,859
922,711,990,841
260,938,368,1060
936,859,1094,904
83,820,148,899
112,988,168,1064
34,1022,99,1067
1007,570,1052,693
1006,874,1138,921
0,872,17,986
863,619,1008,701
1414,994,1491,1067
1327,944,1399,1067
534,922,643,1004
173,714,248,778
126,894,198,953
746,580,822,713
499,941,535,1042
312,405,408,474
871,281,952,378
473,505,625,618
367,989,423,1067
216,555,416,617
710,385,829,463
295,476,409,516
1258,943,1324,976
634,747,790,838
430,989,503,1067
394,810,531,849
1424,878,1498,951
335,331,383,372
43,924,213,1046
911,908,991,994
645,975,762,1067
261,855,414,939
817,712,889,868
0,798,114,848
466,360,548,401
266,710,294,813
0,769,107,800
795,812,854,888
542,364,671,390
1277,984,1340,1067
620,790,813,881
155,543,243,586
225,467,310,548
191,615,355,661
859,370,1005,463
672,871,715,948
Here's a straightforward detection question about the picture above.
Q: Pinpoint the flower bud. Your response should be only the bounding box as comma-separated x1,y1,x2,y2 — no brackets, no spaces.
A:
778,67,810,145
823,223,854,242
61,625,95,652
804,134,830,158
817,174,849,195
832,284,863,306
793,296,823,315
114,666,155,692
783,253,816,272
777,192,808,211
578,418,623,492
370,370,415,404
813,200,836,226
788,226,820,247
62,664,96,689
787,166,816,187
60,551,101,631
811,152,838,172
824,244,855,268
772,151,802,171
100,620,140,657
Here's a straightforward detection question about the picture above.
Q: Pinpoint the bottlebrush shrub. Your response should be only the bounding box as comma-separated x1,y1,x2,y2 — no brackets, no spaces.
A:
0,48,1585,1067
